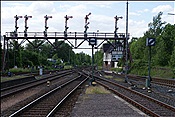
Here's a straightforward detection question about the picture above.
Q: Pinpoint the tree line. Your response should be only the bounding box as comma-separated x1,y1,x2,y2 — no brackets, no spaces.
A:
129,12,175,75
1,39,91,71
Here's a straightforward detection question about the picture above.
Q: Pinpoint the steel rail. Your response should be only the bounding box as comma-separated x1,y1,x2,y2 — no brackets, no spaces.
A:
108,72,175,88
46,75,89,117
9,74,83,117
1,71,73,98
1,70,71,92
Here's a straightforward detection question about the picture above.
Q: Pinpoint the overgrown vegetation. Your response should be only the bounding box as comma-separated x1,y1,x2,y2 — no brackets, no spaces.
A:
9,68,31,73
129,12,175,78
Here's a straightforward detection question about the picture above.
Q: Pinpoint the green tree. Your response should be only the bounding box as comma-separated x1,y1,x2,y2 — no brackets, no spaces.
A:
94,49,103,66
154,38,169,66
147,11,166,38
169,46,175,68
129,12,175,76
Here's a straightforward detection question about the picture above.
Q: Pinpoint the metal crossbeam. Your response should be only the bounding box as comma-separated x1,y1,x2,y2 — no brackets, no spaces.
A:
5,32,128,39
4,31,129,49
5,32,128,48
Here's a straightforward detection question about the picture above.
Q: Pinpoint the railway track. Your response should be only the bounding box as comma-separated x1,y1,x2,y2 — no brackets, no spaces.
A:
101,71,175,88
1,68,67,77
1,70,73,98
8,73,88,117
95,70,175,107
125,78,175,105
95,76,175,117
125,74,175,88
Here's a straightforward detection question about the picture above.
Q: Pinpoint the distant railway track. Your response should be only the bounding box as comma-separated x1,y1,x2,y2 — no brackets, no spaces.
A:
1,68,66,77
126,74,175,88
8,74,88,117
1,70,73,98
95,76,175,117
102,71,175,88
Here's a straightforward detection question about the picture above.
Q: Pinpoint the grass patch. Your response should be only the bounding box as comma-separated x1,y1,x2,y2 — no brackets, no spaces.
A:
114,78,124,82
1,75,27,82
104,75,113,79
9,68,31,73
129,66,174,79
111,67,123,73
85,85,110,94
97,66,103,70
151,67,174,79
64,65,72,69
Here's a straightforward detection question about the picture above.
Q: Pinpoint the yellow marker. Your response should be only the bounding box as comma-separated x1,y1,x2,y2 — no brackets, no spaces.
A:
47,81,50,87
147,90,152,93
92,81,97,86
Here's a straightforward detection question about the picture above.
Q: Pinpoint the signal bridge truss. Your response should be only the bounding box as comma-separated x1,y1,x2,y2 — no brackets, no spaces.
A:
4,31,129,49
2,31,130,72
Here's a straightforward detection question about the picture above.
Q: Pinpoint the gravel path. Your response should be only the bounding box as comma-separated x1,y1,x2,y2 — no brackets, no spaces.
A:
70,88,149,117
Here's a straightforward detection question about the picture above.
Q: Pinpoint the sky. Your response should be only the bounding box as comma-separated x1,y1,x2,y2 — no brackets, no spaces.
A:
1,1,175,55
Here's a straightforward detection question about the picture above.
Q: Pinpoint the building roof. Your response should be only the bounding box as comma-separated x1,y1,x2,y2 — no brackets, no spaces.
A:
103,41,123,53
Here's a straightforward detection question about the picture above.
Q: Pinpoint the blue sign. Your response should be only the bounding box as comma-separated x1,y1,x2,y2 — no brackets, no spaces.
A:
89,37,97,46
146,38,156,46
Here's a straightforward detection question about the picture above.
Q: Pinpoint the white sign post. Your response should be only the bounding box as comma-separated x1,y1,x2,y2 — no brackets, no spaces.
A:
39,67,43,76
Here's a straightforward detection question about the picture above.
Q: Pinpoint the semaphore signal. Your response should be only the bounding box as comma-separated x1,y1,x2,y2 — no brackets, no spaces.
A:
24,15,32,37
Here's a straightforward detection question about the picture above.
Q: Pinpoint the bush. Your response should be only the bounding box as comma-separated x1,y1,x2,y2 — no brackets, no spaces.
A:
9,68,30,73
173,68,175,78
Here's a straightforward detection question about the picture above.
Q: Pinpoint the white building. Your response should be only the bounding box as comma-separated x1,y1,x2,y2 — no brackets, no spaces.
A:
103,42,123,70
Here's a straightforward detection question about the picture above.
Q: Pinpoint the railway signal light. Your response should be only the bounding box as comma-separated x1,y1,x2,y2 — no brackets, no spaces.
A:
84,13,91,37
64,15,73,20
14,15,23,19
87,12,91,16
85,22,90,29
85,12,91,23
24,15,32,20
64,15,73,37
85,12,91,20
114,15,123,20
114,15,123,37
44,15,52,37
14,15,23,37
24,15,32,37
44,15,52,19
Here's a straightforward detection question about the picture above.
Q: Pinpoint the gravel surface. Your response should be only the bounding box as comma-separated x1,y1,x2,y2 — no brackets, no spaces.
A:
70,86,148,117
1,87,41,112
